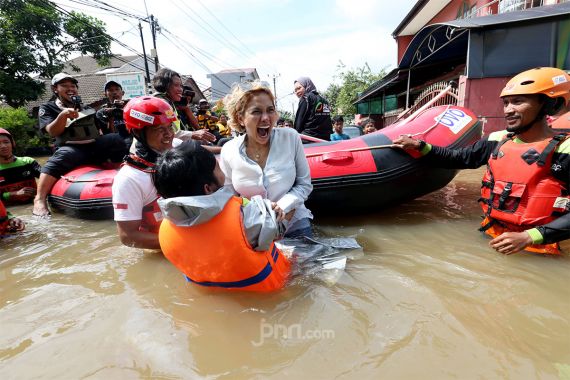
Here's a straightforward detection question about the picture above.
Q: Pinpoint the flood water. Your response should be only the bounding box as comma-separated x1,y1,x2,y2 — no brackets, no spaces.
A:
1,167,570,380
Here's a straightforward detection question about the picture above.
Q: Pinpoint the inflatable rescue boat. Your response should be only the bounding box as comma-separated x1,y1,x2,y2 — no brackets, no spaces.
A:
48,105,481,219
304,105,482,211
47,164,117,219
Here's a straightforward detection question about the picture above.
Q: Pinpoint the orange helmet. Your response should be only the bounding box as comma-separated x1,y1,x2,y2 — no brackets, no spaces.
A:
500,67,570,106
123,96,177,133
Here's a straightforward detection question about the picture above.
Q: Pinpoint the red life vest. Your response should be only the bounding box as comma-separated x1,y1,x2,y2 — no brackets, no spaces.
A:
480,133,570,254
0,200,8,235
159,196,291,292
123,154,162,233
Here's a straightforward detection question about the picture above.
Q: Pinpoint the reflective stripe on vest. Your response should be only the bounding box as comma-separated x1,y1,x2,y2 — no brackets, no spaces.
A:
184,245,280,288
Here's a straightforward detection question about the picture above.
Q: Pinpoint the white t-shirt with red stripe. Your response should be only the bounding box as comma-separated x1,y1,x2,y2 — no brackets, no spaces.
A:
112,164,158,222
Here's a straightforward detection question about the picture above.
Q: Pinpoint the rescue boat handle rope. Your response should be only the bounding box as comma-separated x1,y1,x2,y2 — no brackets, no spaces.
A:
306,104,453,158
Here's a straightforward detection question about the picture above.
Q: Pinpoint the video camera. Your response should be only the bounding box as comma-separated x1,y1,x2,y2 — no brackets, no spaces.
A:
110,99,127,118
182,85,195,99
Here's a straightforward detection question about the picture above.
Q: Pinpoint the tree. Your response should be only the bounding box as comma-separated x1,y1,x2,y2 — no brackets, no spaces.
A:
324,62,387,118
0,0,112,107
0,107,50,155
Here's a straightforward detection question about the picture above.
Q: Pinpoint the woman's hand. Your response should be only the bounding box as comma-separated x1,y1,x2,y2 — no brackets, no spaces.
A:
192,129,216,143
392,135,422,150
489,231,533,255
284,209,296,222
271,202,286,222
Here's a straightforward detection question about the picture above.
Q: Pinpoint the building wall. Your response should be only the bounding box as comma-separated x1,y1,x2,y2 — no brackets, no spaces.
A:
208,71,257,101
396,0,496,63
461,76,510,134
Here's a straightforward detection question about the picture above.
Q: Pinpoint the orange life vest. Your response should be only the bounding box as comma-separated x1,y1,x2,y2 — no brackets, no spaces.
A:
159,196,291,292
480,133,570,254
123,154,162,233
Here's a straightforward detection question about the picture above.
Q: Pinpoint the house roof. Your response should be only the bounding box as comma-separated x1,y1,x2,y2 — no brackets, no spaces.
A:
398,2,570,68
393,0,451,37
63,55,139,75
358,2,570,104
26,54,207,110
442,1,570,28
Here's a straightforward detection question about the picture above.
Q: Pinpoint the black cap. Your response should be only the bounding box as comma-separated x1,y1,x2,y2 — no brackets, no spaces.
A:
104,80,122,91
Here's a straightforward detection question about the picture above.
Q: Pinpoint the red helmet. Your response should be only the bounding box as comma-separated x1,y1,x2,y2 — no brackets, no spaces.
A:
0,128,15,148
123,96,177,133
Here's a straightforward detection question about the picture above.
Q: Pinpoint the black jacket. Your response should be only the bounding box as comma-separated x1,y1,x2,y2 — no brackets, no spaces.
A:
294,91,332,141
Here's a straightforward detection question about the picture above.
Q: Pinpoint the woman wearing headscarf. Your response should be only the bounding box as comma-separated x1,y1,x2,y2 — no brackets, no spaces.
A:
293,77,333,141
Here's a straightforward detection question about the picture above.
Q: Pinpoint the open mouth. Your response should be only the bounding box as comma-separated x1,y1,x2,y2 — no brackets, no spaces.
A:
257,127,270,138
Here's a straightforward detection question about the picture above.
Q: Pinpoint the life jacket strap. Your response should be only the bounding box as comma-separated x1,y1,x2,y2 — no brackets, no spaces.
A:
184,245,280,288
537,133,568,167
491,133,515,159
123,154,155,173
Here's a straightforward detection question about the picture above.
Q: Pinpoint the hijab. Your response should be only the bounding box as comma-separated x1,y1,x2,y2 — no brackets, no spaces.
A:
295,77,317,94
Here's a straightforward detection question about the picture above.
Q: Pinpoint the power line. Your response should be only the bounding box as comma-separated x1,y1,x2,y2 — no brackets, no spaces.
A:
195,0,277,74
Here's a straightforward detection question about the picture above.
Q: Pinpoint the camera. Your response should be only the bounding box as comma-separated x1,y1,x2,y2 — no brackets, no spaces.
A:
110,100,125,118
71,95,82,111
182,85,195,98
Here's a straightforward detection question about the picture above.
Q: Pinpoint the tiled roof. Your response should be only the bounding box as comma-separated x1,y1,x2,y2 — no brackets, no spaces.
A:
26,75,108,111
24,55,209,111
63,55,140,75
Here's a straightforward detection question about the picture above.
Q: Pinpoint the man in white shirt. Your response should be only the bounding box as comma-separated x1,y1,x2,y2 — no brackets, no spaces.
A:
112,96,178,249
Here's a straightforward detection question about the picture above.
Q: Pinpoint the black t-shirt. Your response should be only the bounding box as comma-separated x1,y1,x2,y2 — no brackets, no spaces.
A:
38,100,63,132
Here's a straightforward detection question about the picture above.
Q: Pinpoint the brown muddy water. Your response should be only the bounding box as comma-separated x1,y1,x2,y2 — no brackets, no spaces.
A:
1,167,569,380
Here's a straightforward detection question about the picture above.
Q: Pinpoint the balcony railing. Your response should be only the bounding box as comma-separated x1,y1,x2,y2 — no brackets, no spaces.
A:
461,0,567,19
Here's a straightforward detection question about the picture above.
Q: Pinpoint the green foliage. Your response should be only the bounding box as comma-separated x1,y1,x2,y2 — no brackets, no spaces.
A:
0,0,112,107
278,110,294,122
212,99,226,115
324,62,387,118
0,107,49,155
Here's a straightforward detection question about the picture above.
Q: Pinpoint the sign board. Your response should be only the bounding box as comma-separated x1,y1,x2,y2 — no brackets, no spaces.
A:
105,72,146,99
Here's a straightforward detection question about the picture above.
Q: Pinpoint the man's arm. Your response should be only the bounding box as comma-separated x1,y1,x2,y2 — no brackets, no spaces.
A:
45,108,78,137
116,220,161,249
394,134,499,170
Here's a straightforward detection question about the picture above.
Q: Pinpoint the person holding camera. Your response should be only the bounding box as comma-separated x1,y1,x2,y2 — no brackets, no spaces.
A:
32,73,128,217
152,68,216,145
95,80,132,150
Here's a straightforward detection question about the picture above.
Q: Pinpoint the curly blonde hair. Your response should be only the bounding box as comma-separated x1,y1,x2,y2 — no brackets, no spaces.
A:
224,81,276,133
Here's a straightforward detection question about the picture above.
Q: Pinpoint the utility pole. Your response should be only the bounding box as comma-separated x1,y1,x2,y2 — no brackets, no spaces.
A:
150,15,159,72
138,22,151,89
269,73,280,98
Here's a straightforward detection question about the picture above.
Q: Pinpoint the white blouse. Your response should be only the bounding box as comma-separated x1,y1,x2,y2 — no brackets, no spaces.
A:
220,127,313,229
